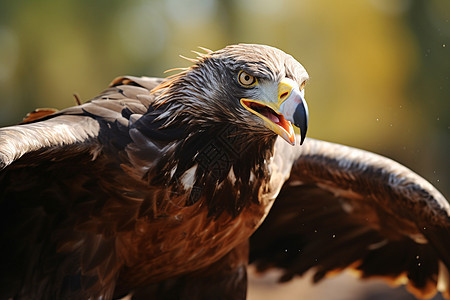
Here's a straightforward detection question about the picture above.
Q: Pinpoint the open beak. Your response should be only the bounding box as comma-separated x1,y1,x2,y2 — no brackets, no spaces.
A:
240,78,309,145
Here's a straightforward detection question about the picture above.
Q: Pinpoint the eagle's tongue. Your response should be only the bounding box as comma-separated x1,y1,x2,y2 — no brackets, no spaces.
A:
245,101,281,125
259,107,280,124
266,113,280,124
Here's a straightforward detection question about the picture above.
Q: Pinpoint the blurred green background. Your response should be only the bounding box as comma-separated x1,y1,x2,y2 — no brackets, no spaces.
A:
0,0,448,193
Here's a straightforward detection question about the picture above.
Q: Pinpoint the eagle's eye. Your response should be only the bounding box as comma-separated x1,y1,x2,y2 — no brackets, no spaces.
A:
238,71,257,87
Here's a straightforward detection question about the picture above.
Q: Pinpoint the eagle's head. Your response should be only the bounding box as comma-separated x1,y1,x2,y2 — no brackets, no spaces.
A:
154,44,309,146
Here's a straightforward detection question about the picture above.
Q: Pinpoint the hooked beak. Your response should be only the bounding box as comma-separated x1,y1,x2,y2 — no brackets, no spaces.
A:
240,78,309,145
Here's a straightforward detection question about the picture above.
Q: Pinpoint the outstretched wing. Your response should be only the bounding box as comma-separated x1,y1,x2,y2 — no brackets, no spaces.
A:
250,138,450,299
0,76,163,299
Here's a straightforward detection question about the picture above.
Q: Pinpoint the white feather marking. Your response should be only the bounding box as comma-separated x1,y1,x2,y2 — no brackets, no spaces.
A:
170,166,177,178
89,144,103,161
181,165,197,190
367,239,388,250
227,167,237,185
249,171,256,184
288,180,304,187
408,233,428,244
317,183,364,200
340,201,354,213
437,261,449,294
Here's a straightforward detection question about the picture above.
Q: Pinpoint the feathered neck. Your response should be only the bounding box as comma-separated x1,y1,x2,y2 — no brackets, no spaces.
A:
138,100,277,217
132,63,279,217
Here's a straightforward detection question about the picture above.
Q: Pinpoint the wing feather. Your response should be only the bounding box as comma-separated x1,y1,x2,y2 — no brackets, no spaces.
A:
0,76,165,299
250,138,450,299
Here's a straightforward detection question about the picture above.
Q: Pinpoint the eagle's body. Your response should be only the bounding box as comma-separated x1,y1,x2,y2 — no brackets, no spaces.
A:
0,44,449,299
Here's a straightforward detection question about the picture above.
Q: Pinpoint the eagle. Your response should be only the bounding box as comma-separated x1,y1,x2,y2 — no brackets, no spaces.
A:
0,44,449,300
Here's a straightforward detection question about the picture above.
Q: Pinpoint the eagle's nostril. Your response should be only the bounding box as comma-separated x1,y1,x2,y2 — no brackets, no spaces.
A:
280,91,289,102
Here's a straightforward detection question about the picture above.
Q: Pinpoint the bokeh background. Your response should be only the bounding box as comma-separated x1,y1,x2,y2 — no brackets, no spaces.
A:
0,0,448,299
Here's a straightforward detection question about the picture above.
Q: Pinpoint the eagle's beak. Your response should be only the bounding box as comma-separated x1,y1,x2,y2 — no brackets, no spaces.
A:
240,78,309,145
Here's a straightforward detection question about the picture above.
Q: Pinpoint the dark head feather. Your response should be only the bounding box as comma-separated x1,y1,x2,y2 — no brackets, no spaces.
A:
150,44,307,144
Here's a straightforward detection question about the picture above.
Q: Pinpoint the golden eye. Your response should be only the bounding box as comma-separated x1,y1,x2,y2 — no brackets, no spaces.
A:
238,71,257,87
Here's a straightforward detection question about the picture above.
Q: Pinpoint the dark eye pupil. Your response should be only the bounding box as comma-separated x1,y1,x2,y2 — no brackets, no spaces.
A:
238,72,255,86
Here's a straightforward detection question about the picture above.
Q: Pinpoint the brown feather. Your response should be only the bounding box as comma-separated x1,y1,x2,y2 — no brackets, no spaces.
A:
20,108,59,124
